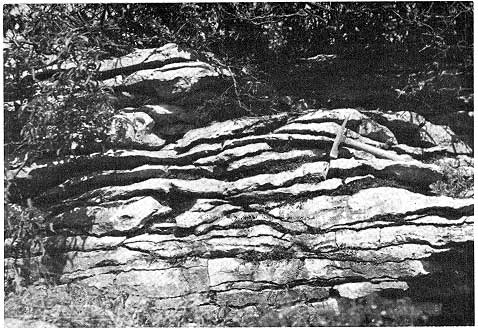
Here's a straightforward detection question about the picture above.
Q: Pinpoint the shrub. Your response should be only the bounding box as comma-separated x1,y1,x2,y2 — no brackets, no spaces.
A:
430,162,473,198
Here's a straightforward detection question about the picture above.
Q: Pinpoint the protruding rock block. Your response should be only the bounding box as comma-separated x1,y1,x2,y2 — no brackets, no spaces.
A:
109,111,166,150
328,158,442,185
51,196,171,235
98,43,196,78
291,108,397,145
174,114,288,152
267,187,472,231
364,110,472,154
119,61,231,103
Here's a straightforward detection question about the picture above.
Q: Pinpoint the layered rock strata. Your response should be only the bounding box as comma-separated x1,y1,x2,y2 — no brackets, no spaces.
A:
6,106,473,317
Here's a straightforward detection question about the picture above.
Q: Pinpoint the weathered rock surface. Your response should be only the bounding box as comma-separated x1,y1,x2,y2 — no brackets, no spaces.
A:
51,196,171,235
6,90,473,315
334,281,409,299
290,108,398,145
328,158,442,185
364,110,472,154
4,318,57,328
38,43,196,80
109,111,166,149
275,122,390,148
267,187,472,230
98,44,196,78
116,61,230,103
174,113,288,152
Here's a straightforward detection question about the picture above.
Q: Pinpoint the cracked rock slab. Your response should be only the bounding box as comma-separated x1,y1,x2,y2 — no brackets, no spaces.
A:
174,114,288,152
268,187,472,231
51,196,171,235
334,281,409,299
328,158,442,185
120,61,230,102
227,149,328,174
194,143,272,166
364,110,472,154
290,108,397,144
208,257,429,288
98,43,197,78
275,122,390,149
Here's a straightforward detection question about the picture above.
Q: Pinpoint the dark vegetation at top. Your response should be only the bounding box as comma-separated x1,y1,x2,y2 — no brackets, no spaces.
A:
4,2,473,162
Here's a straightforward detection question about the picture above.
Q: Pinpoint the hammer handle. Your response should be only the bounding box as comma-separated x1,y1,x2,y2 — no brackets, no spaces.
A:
343,137,408,161
329,114,350,159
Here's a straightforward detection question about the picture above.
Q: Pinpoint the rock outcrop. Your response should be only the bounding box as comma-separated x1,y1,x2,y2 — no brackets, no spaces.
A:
6,105,473,318
5,45,473,320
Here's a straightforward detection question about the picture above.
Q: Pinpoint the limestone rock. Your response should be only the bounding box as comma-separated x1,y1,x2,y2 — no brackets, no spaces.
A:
67,177,228,205
268,187,472,230
51,196,171,235
138,104,193,123
215,285,330,308
194,143,272,166
175,200,241,228
328,158,442,185
208,257,428,288
37,164,216,205
40,43,196,81
6,102,474,316
364,110,472,154
121,104,199,138
292,108,367,124
4,318,57,328
291,108,397,144
177,142,224,162
229,178,343,202
392,144,447,158
227,149,328,174
119,61,230,102
194,210,309,235
222,133,334,150
8,148,184,201
43,235,126,252
226,161,329,195
334,281,409,299
109,111,165,149
112,267,209,298
99,43,196,78
124,224,291,259
174,114,288,152
274,122,390,148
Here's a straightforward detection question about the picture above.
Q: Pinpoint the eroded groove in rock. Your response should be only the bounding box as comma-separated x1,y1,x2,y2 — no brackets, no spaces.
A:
36,164,217,206
363,110,472,154
50,196,172,236
328,158,443,187
8,149,182,201
194,142,272,166
275,122,391,149
173,114,288,152
227,149,329,178
290,109,397,145
228,179,343,203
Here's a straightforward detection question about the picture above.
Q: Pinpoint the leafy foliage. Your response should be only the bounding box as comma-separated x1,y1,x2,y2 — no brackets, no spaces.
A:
430,161,474,198
4,202,49,294
4,283,462,327
4,2,472,162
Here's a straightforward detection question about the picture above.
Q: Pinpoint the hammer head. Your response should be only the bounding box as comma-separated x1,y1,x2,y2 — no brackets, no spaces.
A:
329,114,351,159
